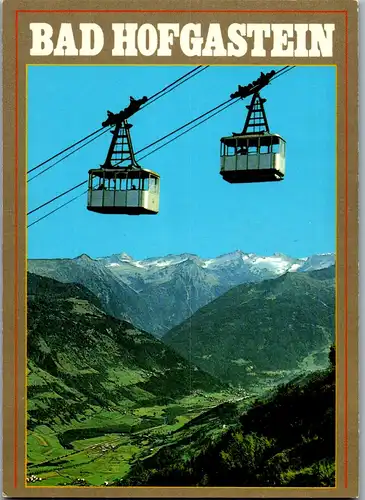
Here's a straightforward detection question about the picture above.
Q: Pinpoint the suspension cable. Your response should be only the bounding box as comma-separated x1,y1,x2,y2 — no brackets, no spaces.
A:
138,99,240,163
27,67,294,226
27,190,88,228
135,68,296,163
142,66,209,108
27,180,87,216
27,98,237,223
27,128,105,175
28,127,112,183
114,98,233,168
270,66,295,81
114,66,295,167
28,65,209,176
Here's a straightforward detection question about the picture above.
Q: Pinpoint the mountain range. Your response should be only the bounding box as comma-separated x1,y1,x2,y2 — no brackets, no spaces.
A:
164,266,335,387
28,250,335,336
27,260,335,486
27,272,224,431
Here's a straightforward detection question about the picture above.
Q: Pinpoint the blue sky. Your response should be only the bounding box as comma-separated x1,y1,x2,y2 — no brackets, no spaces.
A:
27,65,336,260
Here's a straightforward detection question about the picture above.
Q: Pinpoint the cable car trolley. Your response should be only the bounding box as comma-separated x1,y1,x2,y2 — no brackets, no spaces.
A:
87,100,160,215
220,92,286,184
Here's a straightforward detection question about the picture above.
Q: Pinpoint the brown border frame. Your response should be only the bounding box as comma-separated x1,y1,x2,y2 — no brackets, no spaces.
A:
2,1,359,497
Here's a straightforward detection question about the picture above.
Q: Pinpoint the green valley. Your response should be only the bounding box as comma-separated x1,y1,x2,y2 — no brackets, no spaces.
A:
27,273,235,485
27,265,335,487
122,354,336,487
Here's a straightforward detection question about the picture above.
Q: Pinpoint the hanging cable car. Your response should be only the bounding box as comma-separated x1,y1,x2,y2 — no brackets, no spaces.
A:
87,104,160,215
220,92,286,184
87,166,160,215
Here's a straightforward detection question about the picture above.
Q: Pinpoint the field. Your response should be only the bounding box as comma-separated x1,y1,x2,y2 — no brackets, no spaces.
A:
27,390,248,486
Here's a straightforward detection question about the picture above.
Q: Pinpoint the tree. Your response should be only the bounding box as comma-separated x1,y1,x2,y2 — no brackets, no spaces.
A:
329,344,336,368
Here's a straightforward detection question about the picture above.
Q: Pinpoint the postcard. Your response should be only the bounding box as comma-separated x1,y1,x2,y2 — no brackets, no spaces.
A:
2,0,359,497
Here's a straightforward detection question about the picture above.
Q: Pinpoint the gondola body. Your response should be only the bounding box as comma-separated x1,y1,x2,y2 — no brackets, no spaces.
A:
87,167,160,215
220,133,286,184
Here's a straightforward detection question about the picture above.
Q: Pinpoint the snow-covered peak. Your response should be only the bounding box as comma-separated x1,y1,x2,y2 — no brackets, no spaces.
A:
288,263,303,272
137,253,200,269
298,253,335,272
97,250,335,278
246,254,296,275
119,252,133,260
204,250,251,268
99,252,133,265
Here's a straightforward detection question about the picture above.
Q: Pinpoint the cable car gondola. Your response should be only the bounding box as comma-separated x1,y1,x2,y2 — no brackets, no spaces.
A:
87,114,160,215
87,167,160,215
28,68,296,228
220,93,286,184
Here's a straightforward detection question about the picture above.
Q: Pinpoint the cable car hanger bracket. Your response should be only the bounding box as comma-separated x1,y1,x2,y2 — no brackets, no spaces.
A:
100,95,150,170
102,95,148,128
229,69,276,100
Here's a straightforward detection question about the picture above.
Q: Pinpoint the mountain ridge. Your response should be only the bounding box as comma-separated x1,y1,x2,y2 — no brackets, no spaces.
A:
122,363,335,487
164,266,335,387
27,272,225,430
28,251,335,337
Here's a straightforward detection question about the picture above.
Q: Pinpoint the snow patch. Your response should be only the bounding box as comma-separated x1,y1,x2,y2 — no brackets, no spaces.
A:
201,259,215,268
132,261,147,268
101,250,335,279
288,263,302,272
248,255,293,275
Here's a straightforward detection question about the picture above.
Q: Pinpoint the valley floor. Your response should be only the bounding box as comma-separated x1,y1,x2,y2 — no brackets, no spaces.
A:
27,390,248,486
